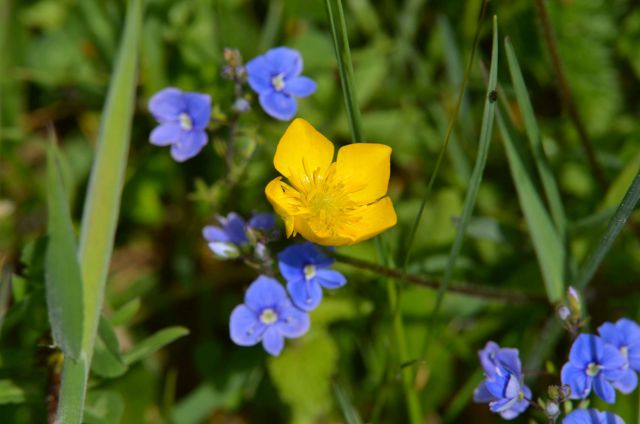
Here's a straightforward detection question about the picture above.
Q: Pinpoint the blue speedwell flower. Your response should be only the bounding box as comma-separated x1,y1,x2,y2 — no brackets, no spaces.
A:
277,242,346,311
474,342,531,420
245,47,316,121
203,212,276,259
598,318,640,393
561,334,626,403
229,276,310,356
148,87,211,162
563,409,624,424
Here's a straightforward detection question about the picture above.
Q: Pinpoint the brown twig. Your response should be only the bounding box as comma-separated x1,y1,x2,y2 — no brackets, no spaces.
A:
533,0,607,192
331,252,548,304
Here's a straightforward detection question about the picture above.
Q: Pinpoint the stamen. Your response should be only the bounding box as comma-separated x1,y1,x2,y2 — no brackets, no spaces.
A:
179,113,193,131
303,264,316,280
259,308,278,325
272,73,286,91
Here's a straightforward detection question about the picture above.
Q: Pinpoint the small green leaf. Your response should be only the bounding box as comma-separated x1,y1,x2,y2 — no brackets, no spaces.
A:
123,327,189,366
91,316,127,378
45,144,85,360
0,379,27,404
110,297,141,327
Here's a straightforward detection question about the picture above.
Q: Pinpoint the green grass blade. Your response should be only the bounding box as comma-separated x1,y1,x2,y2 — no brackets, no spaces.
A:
324,0,362,141
77,0,143,355
332,381,363,424
123,327,189,366
45,144,85,360
56,0,144,422
496,106,565,303
574,170,640,290
504,38,567,240
428,15,499,336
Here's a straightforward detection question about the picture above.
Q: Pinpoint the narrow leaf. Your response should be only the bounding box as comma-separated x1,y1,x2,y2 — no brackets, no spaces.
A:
45,145,84,360
123,327,189,366
496,106,565,302
332,380,363,424
504,38,567,240
109,297,141,327
91,316,127,378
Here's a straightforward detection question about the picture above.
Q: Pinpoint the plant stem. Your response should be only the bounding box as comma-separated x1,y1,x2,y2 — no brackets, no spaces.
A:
333,252,547,304
532,0,607,192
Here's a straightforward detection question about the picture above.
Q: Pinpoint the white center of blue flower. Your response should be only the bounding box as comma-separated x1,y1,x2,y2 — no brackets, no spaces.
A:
304,264,316,280
621,346,629,360
586,362,600,376
272,73,286,91
179,112,193,131
260,308,278,325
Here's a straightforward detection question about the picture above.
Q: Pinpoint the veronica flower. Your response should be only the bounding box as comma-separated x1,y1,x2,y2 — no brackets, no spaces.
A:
203,212,275,259
148,87,211,161
265,118,397,246
474,342,531,420
598,318,640,393
245,47,316,120
561,334,626,403
277,242,346,311
229,276,310,356
563,409,625,424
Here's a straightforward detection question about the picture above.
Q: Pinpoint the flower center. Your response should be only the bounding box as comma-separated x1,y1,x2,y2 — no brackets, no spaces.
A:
179,113,193,131
259,308,278,325
621,346,629,360
272,73,286,91
586,362,600,377
304,264,316,280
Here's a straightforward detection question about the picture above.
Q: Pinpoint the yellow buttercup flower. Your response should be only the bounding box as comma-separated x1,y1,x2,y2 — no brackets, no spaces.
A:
265,118,397,246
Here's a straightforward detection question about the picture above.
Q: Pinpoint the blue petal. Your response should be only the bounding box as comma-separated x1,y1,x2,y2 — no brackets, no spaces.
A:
570,334,603,366
208,242,240,259
224,213,249,244
248,213,275,231
284,76,317,97
244,276,288,312
599,322,623,347
563,409,625,424
503,374,521,399
315,269,346,289
246,56,273,92
287,279,323,311
262,327,285,356
561,362,591,399
183,92,212,129
500,395,530,420
473,382,495,403
275,303,310,338
601,344,625,376
170,130,207,162
148,87,185,121
593,374,616,403
478,342,501,375
229,305,264,346
264,47,303,78
202,225,230,242
259,91,297,121
150,123,183,146
613,368,638,394
495,348,523,376
489,397,518,413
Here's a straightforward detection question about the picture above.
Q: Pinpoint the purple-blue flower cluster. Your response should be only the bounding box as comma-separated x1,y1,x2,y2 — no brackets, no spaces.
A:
147,47,316,161
561,318,640,404
563,409,624,424
213,215,346,356
473,341,531,420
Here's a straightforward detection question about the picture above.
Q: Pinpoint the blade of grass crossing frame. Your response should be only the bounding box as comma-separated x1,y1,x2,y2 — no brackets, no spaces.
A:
56,0,143,422
504,38,567,241
45,145,85,360
496,106,565,303
426,16,499,344
574,170,640,290
332,381,363,424
324,1,421,422
324,0,362,141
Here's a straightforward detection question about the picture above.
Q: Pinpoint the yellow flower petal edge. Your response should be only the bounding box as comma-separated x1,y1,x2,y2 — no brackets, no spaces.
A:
265,118,397,246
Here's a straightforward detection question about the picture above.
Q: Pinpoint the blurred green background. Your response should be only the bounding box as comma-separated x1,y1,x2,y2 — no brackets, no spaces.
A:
1,0,640,422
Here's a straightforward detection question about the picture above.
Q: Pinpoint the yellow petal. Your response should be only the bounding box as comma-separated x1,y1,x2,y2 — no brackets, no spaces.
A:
335,143,391,204
294,218,354,246
274,118,334,188
265,177,297,237
345,196,397,244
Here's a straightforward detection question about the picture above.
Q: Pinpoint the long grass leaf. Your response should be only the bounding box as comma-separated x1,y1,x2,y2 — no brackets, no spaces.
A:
496,106,565,303
504,38,567,240
574,170,640,290
123,327,189,366
332,381,363,424
427,16,499,336
45,145,85,360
